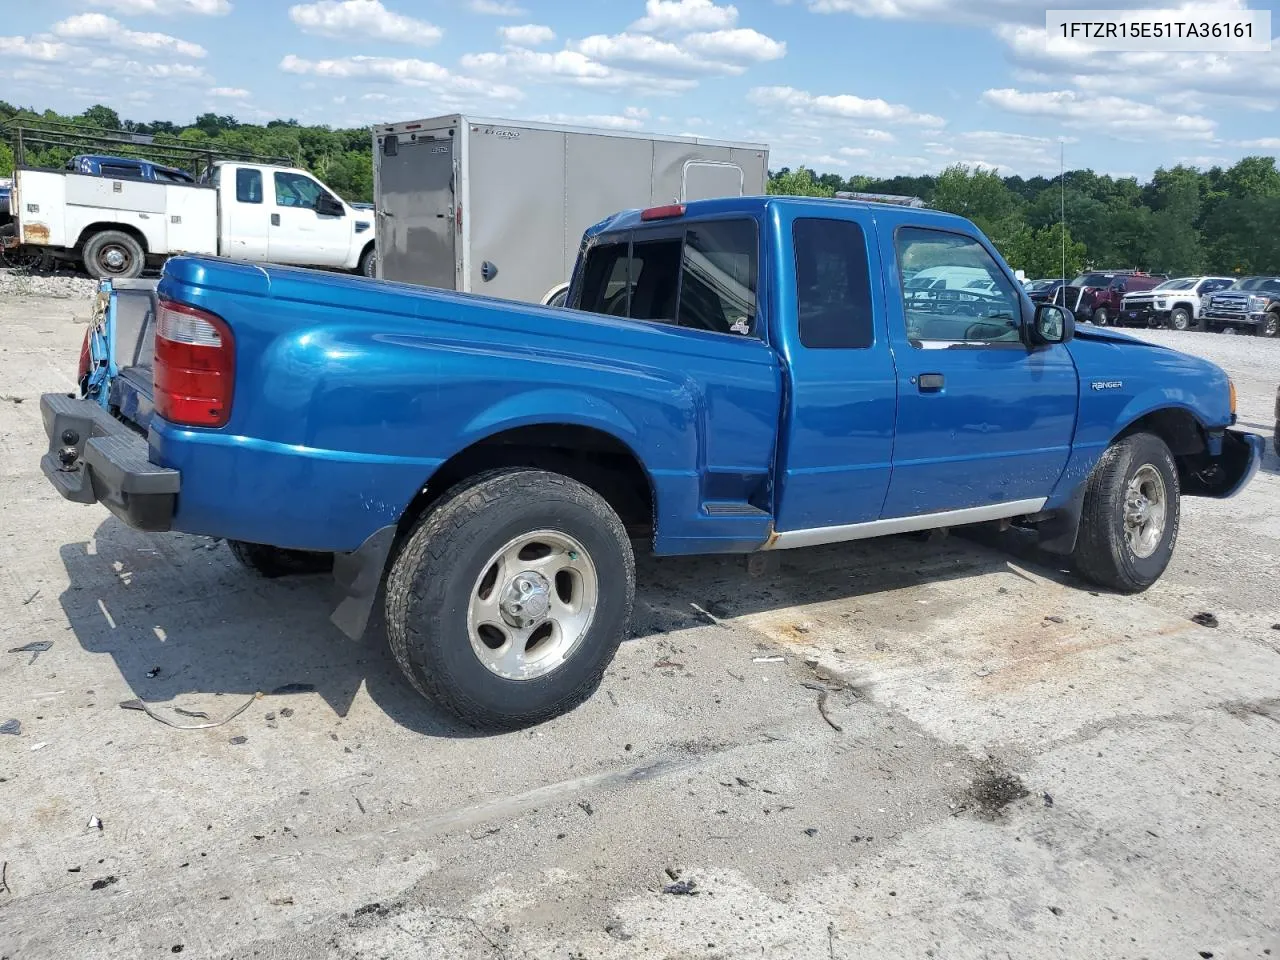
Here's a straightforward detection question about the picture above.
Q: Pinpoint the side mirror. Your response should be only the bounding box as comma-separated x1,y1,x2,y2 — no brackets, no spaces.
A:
316,194,345,217
1029,302,1074,346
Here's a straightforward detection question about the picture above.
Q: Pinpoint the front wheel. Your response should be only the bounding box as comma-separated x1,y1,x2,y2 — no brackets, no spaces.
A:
1091,307,1110,326
1259,312,1279,338
1169,307,1192,331
385,469,635,729
1071,432,1179,593
358,246,377,279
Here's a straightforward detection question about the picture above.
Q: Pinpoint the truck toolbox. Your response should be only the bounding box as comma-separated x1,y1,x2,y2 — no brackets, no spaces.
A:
40,393,179,532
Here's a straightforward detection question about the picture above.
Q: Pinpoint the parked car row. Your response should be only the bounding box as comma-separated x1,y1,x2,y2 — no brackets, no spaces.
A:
1025,271,1280,337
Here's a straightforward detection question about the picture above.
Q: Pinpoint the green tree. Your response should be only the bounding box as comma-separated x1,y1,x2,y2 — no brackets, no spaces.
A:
1001,222,1086,279
931,165,1022,247
767,167,835,197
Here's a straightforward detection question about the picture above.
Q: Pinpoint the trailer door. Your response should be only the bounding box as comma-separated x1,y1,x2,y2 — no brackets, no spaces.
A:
376,133,456,289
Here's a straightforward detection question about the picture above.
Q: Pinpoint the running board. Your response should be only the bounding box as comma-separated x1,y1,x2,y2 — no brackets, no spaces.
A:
763,498,1048,551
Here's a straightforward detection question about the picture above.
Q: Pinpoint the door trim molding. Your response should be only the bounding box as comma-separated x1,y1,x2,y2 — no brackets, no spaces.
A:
763,498,1048,551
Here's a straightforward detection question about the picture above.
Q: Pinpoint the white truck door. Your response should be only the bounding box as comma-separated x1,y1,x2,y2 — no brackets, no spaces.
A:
220,166,270,261
268,170,351,267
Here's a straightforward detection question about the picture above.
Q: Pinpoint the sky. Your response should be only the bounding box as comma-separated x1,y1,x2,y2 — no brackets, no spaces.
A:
2,0,1279,181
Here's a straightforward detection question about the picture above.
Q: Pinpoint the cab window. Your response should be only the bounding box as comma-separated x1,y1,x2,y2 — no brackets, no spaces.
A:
274,171,324,209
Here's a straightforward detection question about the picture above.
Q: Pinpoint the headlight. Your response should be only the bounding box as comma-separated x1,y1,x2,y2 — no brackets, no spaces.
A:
1200,295,1211,309
1249,296,1269,311
1155,298,1168,308
1229,379,1236,416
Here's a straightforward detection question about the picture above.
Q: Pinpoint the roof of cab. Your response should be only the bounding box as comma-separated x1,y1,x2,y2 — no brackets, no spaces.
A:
585,194,974,239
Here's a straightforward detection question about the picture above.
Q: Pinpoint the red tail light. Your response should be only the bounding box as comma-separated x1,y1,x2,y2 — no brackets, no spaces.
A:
154,299,234,427
77,329,92,387
641,203,685,221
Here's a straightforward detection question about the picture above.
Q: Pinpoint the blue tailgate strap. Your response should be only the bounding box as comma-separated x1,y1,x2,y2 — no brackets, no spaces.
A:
85,279,118,410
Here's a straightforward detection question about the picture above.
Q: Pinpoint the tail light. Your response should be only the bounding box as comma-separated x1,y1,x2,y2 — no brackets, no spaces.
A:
77,328,92,389
154,299,234,427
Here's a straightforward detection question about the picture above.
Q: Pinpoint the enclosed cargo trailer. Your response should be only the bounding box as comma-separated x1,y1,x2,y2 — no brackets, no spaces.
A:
372,114,768,305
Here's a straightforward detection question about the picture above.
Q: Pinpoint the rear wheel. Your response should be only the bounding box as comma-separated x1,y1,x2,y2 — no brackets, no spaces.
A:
385,469,634,729
228,540,334,578
1071,432,1179,593
1091,307,1110,326
83,230,144,280
1169,307,1192,331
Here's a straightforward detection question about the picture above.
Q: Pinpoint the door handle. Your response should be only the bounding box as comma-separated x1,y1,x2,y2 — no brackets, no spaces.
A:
917,373,945,392
271,213,280,226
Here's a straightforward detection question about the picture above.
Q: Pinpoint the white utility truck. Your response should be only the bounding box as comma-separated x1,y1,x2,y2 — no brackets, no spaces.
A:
4,121,376,279
372,114,769,306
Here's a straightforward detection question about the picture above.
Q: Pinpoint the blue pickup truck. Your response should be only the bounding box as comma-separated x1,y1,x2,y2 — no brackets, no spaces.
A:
40,196,1262,728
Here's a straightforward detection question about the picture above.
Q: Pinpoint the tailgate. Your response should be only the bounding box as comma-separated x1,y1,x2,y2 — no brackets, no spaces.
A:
102,279,160,431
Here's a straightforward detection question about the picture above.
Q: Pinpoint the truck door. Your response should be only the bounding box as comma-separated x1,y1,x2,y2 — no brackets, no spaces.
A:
880,223,1077,518
219,166,270,262
375,132,456,289
772,207,898,531
267,171,351,267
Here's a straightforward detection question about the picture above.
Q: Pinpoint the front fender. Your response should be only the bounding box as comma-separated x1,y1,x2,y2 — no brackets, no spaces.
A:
1185,430,1263,499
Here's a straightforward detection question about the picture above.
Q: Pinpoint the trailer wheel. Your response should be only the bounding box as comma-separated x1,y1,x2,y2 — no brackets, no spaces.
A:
385,469,634,729
1071,432,1179,593
83,230,144,280
227,540,334,578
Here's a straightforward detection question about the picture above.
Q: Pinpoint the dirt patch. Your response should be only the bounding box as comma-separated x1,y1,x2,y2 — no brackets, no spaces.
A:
960,764,1031,820
1220,697,1280,723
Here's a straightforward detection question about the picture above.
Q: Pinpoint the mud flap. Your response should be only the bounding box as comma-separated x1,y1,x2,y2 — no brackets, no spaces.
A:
330,525,397,641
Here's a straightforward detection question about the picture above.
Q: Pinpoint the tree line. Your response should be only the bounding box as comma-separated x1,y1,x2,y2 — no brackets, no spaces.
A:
769,161,1280,279
3,102,1277,280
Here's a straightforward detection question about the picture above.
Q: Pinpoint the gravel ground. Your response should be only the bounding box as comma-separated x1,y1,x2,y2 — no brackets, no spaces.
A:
0,268,99,301
0,298,1277,960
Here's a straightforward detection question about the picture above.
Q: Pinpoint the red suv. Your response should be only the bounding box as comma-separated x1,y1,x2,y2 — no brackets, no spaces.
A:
1055,271,1167,326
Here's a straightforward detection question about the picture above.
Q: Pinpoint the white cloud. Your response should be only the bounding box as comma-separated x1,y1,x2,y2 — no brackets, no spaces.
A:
88,55,211,81
462,46,698,94
681,28,785,62
280,53,522,101
806,0,1247,27
87,0,232,14
631,0,739,33
838,146,871,157
289,1,441,45
0,36,75,61
468,0,525,14
52,13,205,58
981,87,1217,140
1236,137,1280,149
210,86,250,97
498,23,555,46
749,85,945,126
532,107,652,130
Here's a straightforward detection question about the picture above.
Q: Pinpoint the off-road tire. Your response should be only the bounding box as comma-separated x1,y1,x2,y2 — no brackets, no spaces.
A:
1169,307,1192,331
83,230,145,280
228,540,334,578
385,469,635,729
1071,432,1180,593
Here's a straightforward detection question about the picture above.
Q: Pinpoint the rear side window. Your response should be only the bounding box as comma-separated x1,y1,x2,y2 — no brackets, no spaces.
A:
576,219,759,336
793,218,874,349
100,164,138,179
679,220,757,335
236,168,262,204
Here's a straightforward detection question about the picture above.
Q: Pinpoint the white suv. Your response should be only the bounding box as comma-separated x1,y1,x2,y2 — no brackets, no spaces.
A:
1119,276,1236,331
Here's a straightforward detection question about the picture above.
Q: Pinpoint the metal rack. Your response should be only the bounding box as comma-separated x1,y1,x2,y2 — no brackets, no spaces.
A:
5,118,291,179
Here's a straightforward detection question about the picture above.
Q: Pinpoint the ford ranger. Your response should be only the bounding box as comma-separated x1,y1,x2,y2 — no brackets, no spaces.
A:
39,196,1263,729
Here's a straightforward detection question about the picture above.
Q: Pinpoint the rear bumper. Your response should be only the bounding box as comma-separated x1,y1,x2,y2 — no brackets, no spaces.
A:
39,393,179,531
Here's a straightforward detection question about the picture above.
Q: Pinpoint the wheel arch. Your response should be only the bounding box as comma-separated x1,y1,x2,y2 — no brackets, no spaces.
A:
75,222,149,254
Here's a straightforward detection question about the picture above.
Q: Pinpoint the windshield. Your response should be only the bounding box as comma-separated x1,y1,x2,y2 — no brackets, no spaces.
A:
1072,273,1114,287
1155,278,1196,291
1229,277,1280,292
